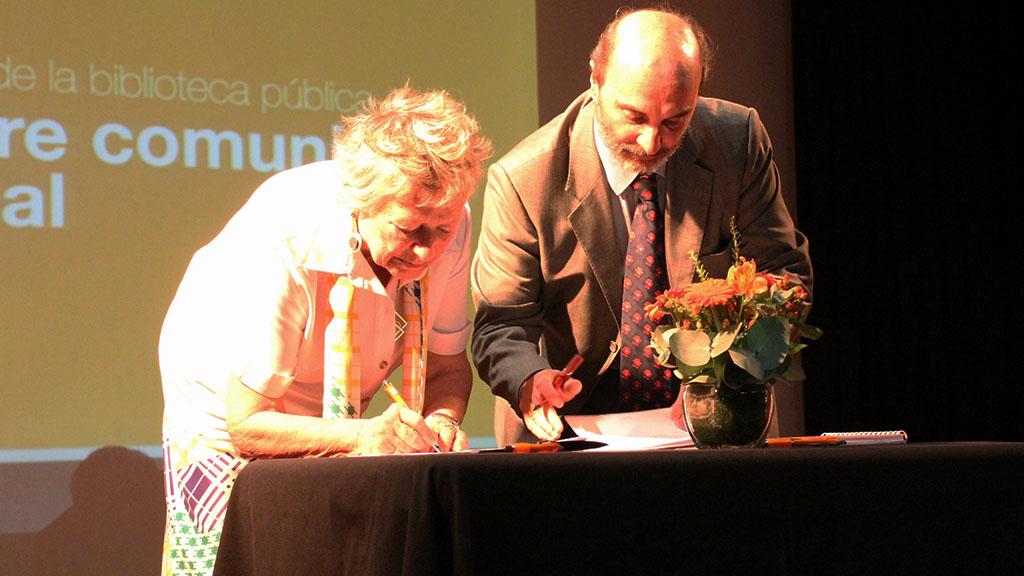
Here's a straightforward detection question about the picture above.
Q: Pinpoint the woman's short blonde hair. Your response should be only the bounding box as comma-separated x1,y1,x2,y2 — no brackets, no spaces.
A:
333,85,492,214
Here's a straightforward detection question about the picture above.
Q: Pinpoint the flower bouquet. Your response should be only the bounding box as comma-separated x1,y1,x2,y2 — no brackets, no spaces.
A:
646,220,821,447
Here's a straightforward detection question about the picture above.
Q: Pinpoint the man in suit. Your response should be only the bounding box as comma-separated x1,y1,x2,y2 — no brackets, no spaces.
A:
471,7,811,442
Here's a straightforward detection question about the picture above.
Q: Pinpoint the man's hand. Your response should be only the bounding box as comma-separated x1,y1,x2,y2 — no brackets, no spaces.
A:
518,369,583,441
352,403,441,455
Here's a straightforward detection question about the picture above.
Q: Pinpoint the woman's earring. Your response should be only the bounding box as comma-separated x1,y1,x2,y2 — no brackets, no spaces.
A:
349,215,362,252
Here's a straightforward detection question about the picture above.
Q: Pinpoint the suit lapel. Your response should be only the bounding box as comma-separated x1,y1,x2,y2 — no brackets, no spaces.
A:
565,99,624,323
664,133,713,288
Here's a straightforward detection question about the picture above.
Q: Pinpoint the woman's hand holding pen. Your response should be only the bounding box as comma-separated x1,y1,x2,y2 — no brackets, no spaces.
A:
350,403,441,455
519,356,584,441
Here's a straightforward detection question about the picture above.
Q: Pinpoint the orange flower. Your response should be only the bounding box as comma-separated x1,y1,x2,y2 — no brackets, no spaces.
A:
729,261,751,296
728,258,771,299
644,301,666,322
682,278,736,313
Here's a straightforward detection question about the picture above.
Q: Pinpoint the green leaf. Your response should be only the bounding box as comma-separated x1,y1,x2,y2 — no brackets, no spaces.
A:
683,374,711,384
794,321,823,340
675,361,705,377
710,323,740,357
729,348,764,380
770,356,793,379
650,326,675,366
745,317,789,371
655,347,675,367
669,329,712,367
651,325,672,348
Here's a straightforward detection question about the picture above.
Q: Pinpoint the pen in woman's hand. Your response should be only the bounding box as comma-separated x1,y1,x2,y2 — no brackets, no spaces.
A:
382,380,441,453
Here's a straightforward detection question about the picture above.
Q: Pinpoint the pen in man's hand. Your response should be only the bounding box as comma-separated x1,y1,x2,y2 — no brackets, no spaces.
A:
552,354,584,391
382,380,441,453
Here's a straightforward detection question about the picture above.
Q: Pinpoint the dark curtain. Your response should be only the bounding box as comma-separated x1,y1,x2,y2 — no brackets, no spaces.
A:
793,4,1020,440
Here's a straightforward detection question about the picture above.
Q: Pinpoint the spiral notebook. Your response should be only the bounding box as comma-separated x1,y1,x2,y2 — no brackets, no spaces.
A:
820,430,908,445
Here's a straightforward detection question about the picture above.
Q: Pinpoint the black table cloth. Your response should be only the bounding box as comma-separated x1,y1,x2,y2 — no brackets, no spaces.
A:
214,443,1024,576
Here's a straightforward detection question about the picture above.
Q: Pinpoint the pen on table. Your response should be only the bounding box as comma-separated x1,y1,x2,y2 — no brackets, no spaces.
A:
765,435,845,448
382,380,441,453
507,441,562,453
552,354,585,391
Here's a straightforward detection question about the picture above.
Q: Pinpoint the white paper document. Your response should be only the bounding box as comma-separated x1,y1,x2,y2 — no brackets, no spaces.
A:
565,407,695,451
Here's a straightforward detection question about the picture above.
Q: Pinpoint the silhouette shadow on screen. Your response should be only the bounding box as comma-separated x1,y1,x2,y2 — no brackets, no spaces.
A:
32,445,165,576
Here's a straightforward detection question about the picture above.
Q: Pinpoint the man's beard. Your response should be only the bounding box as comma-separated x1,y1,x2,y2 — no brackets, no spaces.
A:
595,103,683,173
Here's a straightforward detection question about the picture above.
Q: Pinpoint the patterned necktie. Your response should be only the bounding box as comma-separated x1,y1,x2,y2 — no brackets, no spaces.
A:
620,174,676,410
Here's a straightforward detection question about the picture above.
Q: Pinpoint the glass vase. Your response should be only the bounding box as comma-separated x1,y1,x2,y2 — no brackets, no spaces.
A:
681,380,775,448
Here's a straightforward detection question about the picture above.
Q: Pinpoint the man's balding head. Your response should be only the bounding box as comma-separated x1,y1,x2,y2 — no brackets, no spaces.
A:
590,8,712,89
589,8,708,172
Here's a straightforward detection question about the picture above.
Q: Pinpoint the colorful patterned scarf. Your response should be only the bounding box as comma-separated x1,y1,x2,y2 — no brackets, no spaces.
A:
323,274,428,417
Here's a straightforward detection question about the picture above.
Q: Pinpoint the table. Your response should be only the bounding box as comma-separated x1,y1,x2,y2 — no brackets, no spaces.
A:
213,443,1024,575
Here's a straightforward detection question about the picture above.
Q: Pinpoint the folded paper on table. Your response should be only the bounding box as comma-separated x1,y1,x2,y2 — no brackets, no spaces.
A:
565,407,694,451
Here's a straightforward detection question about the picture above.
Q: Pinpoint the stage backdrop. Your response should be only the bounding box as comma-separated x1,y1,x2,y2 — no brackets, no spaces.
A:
2,0,537,531
2,0,798,542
